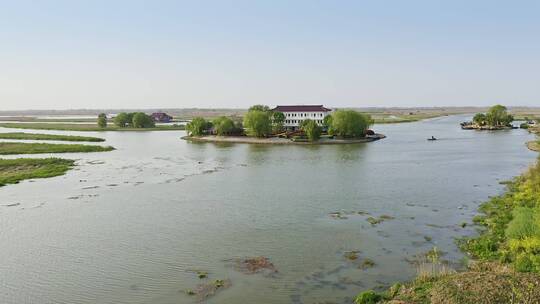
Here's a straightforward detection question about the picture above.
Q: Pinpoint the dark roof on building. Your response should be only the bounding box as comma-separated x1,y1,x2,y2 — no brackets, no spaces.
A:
272,105,332,112
151,112,172,117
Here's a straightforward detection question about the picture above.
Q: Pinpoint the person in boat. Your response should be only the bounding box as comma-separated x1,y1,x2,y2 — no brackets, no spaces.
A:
428,136,437,141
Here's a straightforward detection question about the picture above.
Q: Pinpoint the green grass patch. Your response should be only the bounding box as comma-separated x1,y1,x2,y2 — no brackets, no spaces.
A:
459,158,540,270
0,158,75,187
0,142,114,155
0,123,185,132
0,132,105,142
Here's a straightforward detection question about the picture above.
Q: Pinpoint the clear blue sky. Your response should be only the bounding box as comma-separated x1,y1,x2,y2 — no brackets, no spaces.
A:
1,0,539,109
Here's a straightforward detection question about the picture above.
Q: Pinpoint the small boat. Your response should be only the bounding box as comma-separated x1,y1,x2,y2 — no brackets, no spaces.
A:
427,136,437,141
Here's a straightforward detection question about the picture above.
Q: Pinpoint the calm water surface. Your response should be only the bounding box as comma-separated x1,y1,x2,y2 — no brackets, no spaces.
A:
0,115,537,304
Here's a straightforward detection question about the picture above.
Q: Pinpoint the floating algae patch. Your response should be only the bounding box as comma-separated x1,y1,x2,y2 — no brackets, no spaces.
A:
359,258,376,270
343,251,361,261
366,214,395,226
228,256,278,276
366,217,383,226
329,210,371,220
329,211,348,220
185,279,232,302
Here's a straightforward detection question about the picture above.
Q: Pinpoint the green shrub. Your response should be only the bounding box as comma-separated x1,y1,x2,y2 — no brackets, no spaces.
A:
505,207,540,239
354,290,382,304
515,254,535,272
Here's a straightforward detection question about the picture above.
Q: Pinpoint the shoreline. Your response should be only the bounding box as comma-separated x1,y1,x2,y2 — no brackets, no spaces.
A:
527,140,540,152
181,134,386,145
357,146,540,303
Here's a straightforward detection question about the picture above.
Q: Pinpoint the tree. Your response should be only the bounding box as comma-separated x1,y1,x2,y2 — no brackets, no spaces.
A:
323,115,333,129
486,104,513,126
114,112,131,127
473,113,487,126
132,112,155,128
272,111,285,133
232,120,244,135
301,119,322,141
327,110,372,138
248,105,270,112
212,116,235,135
243,110,272,137
97,113,107,128
186,117,208,136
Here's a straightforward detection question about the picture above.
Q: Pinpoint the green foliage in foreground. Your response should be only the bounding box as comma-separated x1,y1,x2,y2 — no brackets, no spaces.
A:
354,290,382,304
0,132,105,142
363,263,540,304
0,142,114,155
0,123,184,132
355,157,540,303
460,158,540,272
0,158,75,187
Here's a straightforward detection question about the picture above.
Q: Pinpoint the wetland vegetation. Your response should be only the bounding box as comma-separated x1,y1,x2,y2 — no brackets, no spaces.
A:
356,155,540,304
0,122,185,132
0,142,114,155
0,158,75,187
0,132,105,142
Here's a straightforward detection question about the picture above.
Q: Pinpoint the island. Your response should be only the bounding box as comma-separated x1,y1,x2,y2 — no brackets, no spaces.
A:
182,104,385,145
461,104,515,130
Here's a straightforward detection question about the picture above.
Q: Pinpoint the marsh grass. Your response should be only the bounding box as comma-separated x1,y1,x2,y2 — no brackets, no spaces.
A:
0,142,114,155
0,132,105,142
415,247,456,281
0,158,75,186
0,123,184,132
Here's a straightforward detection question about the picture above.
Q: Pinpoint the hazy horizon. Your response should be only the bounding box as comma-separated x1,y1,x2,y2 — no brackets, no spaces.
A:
2,1,539,110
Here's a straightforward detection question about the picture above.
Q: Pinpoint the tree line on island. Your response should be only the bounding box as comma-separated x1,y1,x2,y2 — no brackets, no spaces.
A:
186,105,374,142
95,112,156,129
464,105,515,130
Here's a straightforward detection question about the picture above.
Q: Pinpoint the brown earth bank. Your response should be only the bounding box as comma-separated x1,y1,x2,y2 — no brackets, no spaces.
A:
528,141,540,152
381,263,540,304
182,134,385,145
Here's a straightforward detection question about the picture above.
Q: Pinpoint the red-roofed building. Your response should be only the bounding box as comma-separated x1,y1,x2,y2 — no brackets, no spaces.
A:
151,112,173,123
271,105,332,130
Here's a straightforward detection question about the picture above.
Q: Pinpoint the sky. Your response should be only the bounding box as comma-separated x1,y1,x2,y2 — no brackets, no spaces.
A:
1,0,539,110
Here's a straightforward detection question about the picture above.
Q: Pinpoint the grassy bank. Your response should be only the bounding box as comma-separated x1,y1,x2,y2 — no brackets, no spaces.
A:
0,142,114,155
0,158,75,187
372,113,448,124
0,132,105,142
355,157,540,304
0,123,185,132
528,141,540,152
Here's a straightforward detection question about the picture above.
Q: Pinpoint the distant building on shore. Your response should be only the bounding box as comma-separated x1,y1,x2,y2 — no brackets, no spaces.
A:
272,105,332,130
151,112,173,123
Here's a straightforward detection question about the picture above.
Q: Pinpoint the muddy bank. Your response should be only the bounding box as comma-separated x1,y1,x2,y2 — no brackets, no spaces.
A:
182,134,385,145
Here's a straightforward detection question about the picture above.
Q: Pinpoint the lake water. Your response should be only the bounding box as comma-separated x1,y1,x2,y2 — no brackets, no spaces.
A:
0,115,537,304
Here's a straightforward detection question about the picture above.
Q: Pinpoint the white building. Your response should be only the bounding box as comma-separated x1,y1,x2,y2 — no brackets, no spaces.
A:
272,105,332,130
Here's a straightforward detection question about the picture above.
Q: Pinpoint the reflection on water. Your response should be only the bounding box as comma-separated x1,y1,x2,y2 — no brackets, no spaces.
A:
0,115,537,304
